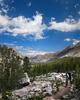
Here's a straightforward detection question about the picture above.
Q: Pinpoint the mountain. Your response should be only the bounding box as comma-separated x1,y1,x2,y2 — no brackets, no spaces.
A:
30,42,80,63
57,42,80,58
0,43,80,63
29,53,55,63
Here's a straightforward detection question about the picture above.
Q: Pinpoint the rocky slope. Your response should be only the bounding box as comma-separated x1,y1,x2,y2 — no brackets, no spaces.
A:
56,42,80,58
30,42,80,63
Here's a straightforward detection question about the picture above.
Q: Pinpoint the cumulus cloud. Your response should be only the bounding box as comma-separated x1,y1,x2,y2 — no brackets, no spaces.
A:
78,11,80,15
64,38,80,45
14,46,47,57
0,13,47,40
49,18,80,32
64,38,71,42
0,0,9,14
21,48,48,57
0,1,47,40
0,15,10,25
3,43,48,57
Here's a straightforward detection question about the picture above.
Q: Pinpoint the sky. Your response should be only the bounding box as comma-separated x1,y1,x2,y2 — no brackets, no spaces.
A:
0,0,80,56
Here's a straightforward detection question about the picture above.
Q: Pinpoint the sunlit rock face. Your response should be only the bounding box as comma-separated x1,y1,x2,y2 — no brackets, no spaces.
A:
12,81,52,99
12,72,67,100
36,72,66,82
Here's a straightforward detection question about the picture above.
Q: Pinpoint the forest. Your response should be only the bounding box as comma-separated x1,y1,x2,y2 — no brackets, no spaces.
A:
31,57,80,76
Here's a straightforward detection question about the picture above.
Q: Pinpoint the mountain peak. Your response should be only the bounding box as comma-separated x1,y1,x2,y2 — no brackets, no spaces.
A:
30,42,80,63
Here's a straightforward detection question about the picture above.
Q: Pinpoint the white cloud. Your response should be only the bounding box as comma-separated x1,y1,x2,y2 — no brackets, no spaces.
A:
74,3,80,8
65,38,80,45
64,38,71,42
0,0,9,14
0,13,47,40
0,15,10,26
78,11,80,15
21,48,48,57
28,2,32,7
14,46,48,57
0,1,47,40
0,0,4,6
2,43,48,57
49,18,80,32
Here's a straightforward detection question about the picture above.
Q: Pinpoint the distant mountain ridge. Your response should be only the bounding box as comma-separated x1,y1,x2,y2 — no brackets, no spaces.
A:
0,43,80,63
57,42,80,58
30,42,80,63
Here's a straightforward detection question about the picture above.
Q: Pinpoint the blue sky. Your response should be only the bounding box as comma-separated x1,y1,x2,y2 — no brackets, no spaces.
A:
0,0,80,56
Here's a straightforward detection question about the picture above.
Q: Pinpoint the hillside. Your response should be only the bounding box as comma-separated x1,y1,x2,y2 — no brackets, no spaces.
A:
30,42,80,63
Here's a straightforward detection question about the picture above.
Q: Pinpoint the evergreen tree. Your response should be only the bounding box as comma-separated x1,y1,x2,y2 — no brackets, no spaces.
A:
0,45,24,98
23,56,31,74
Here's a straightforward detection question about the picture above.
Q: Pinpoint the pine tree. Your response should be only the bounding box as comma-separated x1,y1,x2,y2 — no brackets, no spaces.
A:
0,45,24,98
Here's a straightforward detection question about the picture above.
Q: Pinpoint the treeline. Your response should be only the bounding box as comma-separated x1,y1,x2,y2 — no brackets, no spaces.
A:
31,57,80,76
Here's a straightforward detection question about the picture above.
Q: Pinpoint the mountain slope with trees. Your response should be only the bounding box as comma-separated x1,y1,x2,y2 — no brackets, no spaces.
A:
0,45,30,99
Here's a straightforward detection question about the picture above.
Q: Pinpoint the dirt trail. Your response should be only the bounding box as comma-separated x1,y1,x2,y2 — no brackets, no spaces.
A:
43,85,71,100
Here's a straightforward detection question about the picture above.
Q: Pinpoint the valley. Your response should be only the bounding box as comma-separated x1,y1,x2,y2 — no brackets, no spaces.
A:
0,43,80,100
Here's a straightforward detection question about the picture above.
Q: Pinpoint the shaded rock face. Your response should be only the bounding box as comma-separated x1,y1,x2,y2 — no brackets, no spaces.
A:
19,73,30,87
